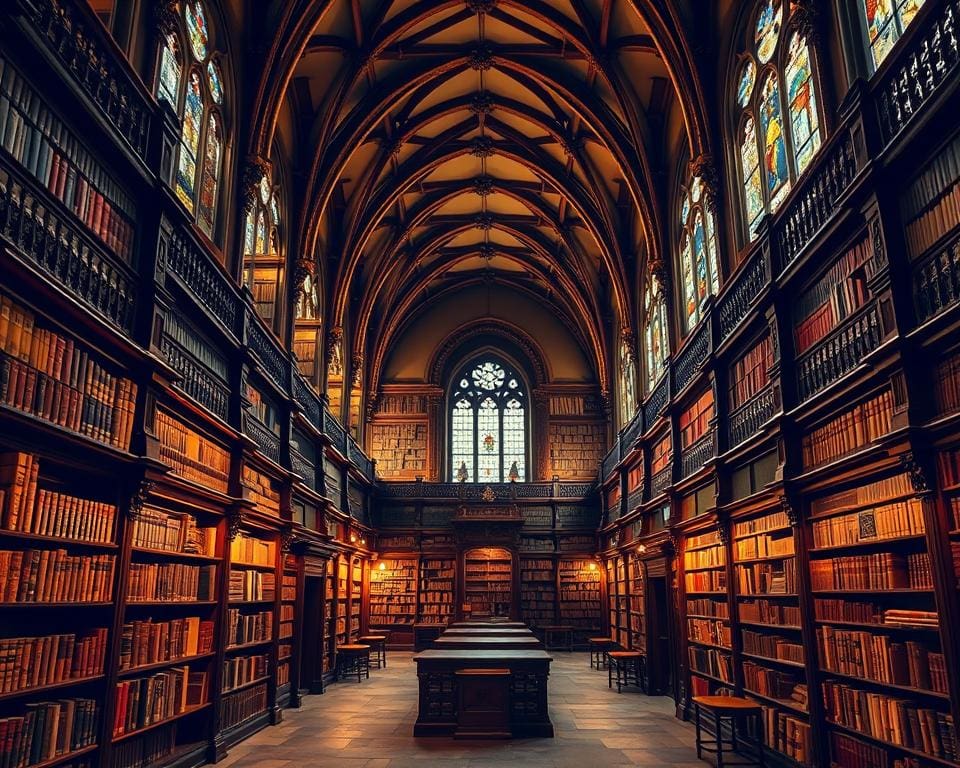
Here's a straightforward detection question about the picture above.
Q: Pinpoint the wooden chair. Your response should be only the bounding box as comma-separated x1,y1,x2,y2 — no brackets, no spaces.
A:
692,695,766,768
335,644,371,682
607,650,644,693
587,637,614,669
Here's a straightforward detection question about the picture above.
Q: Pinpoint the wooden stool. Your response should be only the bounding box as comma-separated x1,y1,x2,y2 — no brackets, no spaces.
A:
336,644,371,682
607,651,644,693
587,637,614,669
692,695,765,768
358,635,388,669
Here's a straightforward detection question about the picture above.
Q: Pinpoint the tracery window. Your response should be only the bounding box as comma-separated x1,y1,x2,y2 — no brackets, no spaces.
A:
735,0,822,240
449,359,527,483
860,0,925,69
618,334,638,426
643,277,668,392
678,177,721,331
155,1,226,242
243,174,283,327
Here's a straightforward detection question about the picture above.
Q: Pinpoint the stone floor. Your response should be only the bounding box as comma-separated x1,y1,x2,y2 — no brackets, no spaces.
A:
220,652,702,767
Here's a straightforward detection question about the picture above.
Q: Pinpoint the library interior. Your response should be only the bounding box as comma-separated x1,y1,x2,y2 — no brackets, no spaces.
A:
0,0,959,766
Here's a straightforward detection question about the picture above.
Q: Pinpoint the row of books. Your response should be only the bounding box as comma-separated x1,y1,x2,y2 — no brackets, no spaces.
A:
811,498,925,549
687,597,729,618
684,543,724,570
687,646,733,682
822,680,957,760
813,599,939,628
0,698,98,768
126,563,216,603
794,236,875,355
901,132,960,260
817,627,948,693
229,534,275,567
937,447,960,488
684,570,726,593
109,725,176,768
734,531,794,560
933,351,960,417
679,390,714,449
802,390,895,469
811,473,911,517
118,618,215,671
113,668,207,738
0,452,117,543
0,549,114,603
730,335,772,410
222,654,268,692
739,599,800,626
733,511,791,539
762,707,811,764
0,629,107,694
220,681,267,731
226,609,272,648
240,466,280,517
831,730,921,768
0,294,137,449
743,661,806,707
228,570,275,602
131,509,216,556
687,618,730,647
735,561,797,595
809,552,932,591
0,56,135,262
155,411,230,494
742,631,804,663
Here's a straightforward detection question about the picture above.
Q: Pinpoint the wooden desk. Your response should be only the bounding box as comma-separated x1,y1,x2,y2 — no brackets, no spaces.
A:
443,628,535,637
413,649,554,737
413,623,446,651
433,636,543,650
542,625,575,651
450,621,527,628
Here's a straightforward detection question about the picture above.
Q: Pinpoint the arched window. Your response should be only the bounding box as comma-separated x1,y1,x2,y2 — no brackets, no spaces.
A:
243,173,283,328
155,1,227,243
643,277,668,392
735,0,823,240
859,0,925,69
678,176,721,331
449,359,528,483
618,333,638,427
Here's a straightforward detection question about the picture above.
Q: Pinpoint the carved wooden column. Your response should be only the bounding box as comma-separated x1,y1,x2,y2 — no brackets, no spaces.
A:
427,391,444,481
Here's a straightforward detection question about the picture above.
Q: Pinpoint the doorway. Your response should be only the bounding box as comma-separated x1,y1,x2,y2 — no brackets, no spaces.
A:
302,575,326,693
647,573,674,697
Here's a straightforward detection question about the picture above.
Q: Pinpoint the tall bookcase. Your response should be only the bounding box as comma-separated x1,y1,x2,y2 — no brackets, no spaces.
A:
462,548,512,617
683,529,733,696
368,557,417,630
417,557,455,625
519,557,556,628
558,558,602,631
628,553,646,652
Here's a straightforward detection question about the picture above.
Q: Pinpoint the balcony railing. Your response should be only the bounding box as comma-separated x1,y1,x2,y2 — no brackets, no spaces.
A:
621,410,643,451
718,250,769,343
728,385,777,449
24,0,151,161
602,441,620,480
674,322,710,395
681,432,715,478
0,158,135,334
796,299,885,401
290,449,315,490
347,434,373,480
166,228,239,336
322,405,347,453
244,414,281,465
159,333,230,421
776,127,859,274
377,481,594,501
643,375,669,427
877,1,960,144
913,233,960,324
626,486,643,513
246,310,288,391
651,466,672,497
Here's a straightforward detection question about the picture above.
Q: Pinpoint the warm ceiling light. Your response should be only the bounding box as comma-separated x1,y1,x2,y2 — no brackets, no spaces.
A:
361,537,366,545
350,534,357,543
588,562,597,571
379,562,386,571
638,545,647,554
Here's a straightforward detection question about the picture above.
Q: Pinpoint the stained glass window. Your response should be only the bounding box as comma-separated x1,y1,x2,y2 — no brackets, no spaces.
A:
735,2,823,241
619,336,637,426
678,177,721,332
157,0,227,244
449,359,527,482
185,1,209,60
244,169,284,326
157,35,181,106
860,0,925,69
643,277,668,392
175,71,203,211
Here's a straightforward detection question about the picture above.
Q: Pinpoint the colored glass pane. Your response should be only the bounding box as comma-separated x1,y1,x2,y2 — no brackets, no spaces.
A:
705,209,720,295
451,400,474,482
862,0,926,67
175,71,203,210
207,60,223,104
255,211,266,254
755,0,782,63
502,399,525,482
244,211,255,253
690,177,703,203
477,397,499,480
693,210,709,303
472,362,506,391
270,194,280,225
197,113,221,236
738,59,757,107
759,73,790,210
681,234,696,328
157,35,181,106
185,1,209,60
786,34,821,174
740,117,763,235
681,192,690,224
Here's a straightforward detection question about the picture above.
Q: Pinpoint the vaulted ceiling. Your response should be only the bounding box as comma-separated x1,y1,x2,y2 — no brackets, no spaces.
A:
249,0,713,398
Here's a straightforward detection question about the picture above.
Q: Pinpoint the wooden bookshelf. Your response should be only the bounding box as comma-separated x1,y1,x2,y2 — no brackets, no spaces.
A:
628,553,645,652
277,553,298,704
417,557,455,625
368,557,417,628
557,558,601,632
684,529,733,697
349,558,363,641
519,556,556,628
463,548,512,618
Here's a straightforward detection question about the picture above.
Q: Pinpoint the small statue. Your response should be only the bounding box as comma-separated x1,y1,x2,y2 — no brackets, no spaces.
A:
508,461,520,482
456,461,469,483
